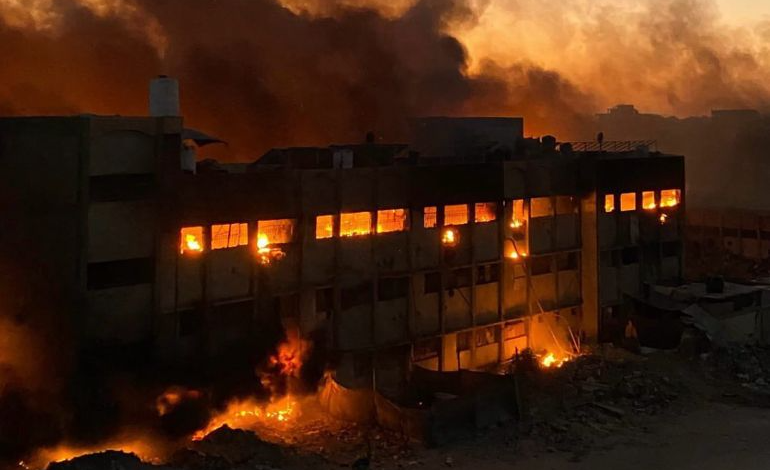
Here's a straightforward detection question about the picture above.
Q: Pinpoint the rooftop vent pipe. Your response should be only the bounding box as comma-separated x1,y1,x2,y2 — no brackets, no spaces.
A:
149,75,180,117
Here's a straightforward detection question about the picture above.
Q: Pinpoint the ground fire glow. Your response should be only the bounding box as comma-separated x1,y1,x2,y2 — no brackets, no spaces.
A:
539,352,572,369
192,395,300,441
27,435,164,470
192,334,309,441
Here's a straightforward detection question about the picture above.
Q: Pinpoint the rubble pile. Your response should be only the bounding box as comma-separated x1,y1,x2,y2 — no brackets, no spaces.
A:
524,351,682,456
46,451,163,470
170,425,285,470
708,345,770,393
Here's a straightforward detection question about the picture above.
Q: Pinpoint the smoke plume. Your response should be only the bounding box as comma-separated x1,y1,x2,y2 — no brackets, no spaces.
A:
1,0,766,159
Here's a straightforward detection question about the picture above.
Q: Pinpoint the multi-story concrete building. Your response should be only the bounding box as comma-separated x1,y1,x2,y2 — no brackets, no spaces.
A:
0,89,685,393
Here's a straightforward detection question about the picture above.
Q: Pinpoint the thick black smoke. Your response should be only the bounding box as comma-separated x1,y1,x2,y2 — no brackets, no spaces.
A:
0,0,595,160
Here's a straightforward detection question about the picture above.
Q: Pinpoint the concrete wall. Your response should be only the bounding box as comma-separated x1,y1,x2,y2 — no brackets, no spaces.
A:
86,284,153,344
0,118,85,303
475,282,499,325
90,129,156,176
88,202,154,262
413,273,441,335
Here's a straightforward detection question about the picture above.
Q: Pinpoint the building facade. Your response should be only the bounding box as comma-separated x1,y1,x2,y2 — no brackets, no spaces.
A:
0,114,685,393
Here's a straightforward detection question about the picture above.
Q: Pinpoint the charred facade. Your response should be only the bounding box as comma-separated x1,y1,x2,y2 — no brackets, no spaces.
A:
0,108,684,394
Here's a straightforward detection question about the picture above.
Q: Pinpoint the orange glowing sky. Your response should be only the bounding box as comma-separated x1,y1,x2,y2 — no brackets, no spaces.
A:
717,0,770,24
1,0,769,154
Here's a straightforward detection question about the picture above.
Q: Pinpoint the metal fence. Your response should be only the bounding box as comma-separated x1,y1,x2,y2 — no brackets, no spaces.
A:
563,140,658,152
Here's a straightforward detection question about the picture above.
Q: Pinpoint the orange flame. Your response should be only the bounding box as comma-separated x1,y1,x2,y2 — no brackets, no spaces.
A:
642,191,657,210
255,233,286,265
660,189,681,208
442,227,459,247
540,352,570,369
192,334,310,441
192,395,300,441
269,335,305,378
180,227,204,254
604,194,615,213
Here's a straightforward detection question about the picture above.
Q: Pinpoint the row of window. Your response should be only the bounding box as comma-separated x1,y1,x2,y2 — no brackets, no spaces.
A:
316,203,499,239
311,256,577,311
599,242,681,268
313,264,503,311
180,220,295,254
604,189,681,213
178,196,584,254
179,203,500,253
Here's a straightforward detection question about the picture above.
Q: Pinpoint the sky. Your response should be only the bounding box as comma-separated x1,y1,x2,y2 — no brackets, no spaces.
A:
718,0,770,24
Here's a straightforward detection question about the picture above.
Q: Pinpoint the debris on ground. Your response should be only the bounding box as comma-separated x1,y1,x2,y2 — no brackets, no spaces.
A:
43,344,770,470
520,347,683,458
46,451,162,470
187,425,284,467
707,344,770,395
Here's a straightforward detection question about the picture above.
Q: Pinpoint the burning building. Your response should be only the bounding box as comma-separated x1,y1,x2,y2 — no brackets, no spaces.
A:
0,78,685,402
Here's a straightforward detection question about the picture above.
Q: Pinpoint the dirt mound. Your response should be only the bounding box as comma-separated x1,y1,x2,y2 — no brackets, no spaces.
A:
46,450,160,470
521,349,683,458
182,426,284,468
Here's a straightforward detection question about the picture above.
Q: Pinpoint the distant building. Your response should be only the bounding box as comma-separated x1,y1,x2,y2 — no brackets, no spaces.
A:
0,84,685,393
595,104,769,211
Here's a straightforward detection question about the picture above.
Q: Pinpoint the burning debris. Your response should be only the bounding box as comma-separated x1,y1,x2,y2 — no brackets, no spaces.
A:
27,435,170,470
188,334,312,443
517,347,684,459
540,353,566,369
191,396,300,442
44,451,153,470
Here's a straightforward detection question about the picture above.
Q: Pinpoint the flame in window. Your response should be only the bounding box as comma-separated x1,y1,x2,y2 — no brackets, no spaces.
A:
511,199,527,229
257,234,270,252
620,192,636,212
316,215,334,239
340,212,372,237
180,227,204,254
474,202,497,223
642,191,657,210
258,219,295,244
377,209,407,233
604,194,615,213
660,189,681,208
424,206,438,228
211,223,248,250
444,204,468,226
